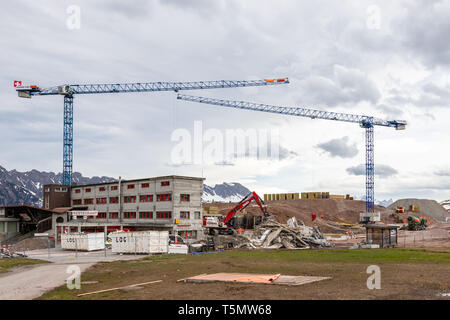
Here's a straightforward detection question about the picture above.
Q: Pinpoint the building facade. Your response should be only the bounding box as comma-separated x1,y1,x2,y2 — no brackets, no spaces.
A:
43,185,70,210
48,175,204,243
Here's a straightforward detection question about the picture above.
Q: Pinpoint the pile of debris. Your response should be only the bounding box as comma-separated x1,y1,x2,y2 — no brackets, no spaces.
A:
236,217,331,249
0,246,27,258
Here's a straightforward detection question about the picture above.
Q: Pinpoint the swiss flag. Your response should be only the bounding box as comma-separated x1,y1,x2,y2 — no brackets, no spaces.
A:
14,80,22,88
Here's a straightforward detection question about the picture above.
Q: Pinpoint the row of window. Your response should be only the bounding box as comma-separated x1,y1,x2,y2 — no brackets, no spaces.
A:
74,181,171,194
73,193,187,206
92,211,172,220
83,211,201,220
179,230,198,240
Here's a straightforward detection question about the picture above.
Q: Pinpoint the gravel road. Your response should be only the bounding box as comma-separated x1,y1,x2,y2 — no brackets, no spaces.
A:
0,248,140,300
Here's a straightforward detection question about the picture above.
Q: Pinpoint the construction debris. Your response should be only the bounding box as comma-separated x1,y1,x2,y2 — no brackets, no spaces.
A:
236,217,331,249
0,247,27,258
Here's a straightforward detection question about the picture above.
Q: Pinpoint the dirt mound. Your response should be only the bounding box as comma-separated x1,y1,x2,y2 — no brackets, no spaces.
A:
388,199,449,222
204,199,397,233
12,237,55,252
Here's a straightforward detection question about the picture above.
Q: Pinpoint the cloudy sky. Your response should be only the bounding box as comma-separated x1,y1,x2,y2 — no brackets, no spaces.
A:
1,0,449,202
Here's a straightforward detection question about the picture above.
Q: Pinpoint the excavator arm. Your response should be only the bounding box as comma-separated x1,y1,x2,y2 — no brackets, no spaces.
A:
223,191,270,225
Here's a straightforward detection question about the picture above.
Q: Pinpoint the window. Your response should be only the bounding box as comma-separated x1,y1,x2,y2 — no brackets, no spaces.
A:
62,188,68,192
85,188,91,193
109,212,118,219
139,212,152,219
156,211,172,219
111,185,118,191
180,194,190,202
180,211,190,219
73,199,82,205
84,198,94,205
157,194,172,201
109,197,119,204
127,184,135,189
96,198,107,204
124,196,136,203
99,186,106,192
97,212,107,219
75,189,81,194
179,230,197,240
161,181,170,186
139,195,153,202
194,211,201,219
141,183,149,188
124,212,136,219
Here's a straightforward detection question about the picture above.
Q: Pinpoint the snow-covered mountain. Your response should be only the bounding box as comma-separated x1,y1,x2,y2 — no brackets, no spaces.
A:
0,165,116,207
0,165,252,206
358,194,394,208
376,199,394,208
202,182,251,203
0,166,398,207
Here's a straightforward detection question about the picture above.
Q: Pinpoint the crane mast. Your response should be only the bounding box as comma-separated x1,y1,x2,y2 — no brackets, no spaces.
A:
176,94,406,215
15,78,289,185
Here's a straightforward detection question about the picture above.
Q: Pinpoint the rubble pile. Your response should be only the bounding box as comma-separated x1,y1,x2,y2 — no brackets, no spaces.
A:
236,217,331,249
0,247,27,258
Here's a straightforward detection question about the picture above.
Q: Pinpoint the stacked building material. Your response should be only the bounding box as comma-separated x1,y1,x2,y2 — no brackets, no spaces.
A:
236,218,330,249
264,193,300,201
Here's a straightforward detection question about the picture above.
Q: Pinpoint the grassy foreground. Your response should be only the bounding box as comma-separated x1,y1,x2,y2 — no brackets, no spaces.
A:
0,258,49,273
39,248,450,300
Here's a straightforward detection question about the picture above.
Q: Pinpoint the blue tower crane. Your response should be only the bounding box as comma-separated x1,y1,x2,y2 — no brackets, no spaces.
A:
176,94,407,216
15,78,289,185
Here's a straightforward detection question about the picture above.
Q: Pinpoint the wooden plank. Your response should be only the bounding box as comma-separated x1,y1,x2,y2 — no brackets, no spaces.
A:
77,280,162,297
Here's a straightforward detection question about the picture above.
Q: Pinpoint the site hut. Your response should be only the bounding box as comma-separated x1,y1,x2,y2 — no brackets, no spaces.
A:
364,225,400,248
44,176,204,244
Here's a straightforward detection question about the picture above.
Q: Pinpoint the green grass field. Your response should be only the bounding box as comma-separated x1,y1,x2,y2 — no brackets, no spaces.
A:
39,248,450,300
0,258,49,273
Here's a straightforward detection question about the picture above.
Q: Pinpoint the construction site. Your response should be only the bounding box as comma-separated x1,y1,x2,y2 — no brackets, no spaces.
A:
1,2,449,310
2,73,449,302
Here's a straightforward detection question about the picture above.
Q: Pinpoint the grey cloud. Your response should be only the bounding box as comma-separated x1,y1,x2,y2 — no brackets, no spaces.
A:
435,169,450,176
298,65,381,108
96,0,155,18
214,161,235,166
317,136,358,159
231,145,298,161
347,164,398,178
395,1,450,68
376,104,404,118
385,82,450,110
278,146,298,160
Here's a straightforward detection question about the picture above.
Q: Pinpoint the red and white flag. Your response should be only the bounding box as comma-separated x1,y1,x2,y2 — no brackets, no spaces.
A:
14,80,22,87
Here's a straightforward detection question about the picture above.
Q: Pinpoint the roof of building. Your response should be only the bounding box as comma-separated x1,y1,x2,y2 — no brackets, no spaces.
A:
364,224,400,229
0,204,55,214
52,207,85,213
69,175,205,188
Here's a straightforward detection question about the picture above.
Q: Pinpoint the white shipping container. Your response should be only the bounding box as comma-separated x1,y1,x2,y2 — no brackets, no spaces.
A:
110,231,169,254
61,233,105,251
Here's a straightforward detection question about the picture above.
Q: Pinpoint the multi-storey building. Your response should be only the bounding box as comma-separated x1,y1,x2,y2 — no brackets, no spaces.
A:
47,175,204,243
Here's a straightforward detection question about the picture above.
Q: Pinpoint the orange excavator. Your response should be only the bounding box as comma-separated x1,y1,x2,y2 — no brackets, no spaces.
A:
203,191,272,235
